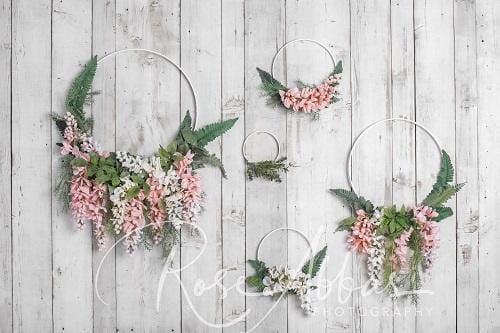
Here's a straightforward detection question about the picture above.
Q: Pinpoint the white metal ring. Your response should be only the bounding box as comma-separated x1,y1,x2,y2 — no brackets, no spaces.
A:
347,118,443,197
271,38,336,80
256,227,313,269
242,130,281,163
97,48,198,129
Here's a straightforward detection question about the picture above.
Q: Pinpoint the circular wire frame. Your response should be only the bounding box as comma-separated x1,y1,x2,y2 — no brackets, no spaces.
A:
242,130,281,163
347,117,443,197
97,48,199,129
270,38,337,80
256,227,313,264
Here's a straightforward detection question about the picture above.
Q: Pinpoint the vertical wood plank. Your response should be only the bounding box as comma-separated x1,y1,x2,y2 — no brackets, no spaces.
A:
180,0,222,331
244,0,287,332
0,0,12,330
51,0,93,331
92,0,117,331
390,0,417,331
477,1,500,331
11,0,53,331
114,0,182,331
414,0,456,331
321,0,354,331
221,0,246,331
454,0,479,332
284,1,350,332
350,1,392,332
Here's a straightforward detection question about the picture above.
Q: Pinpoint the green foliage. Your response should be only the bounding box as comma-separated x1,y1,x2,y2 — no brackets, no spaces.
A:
256,67,287,105
246,157,290,183
329,188,374,213
421,150,464,223
377,206,411,237
246,259,269,292
331,60,343,76
66,56,97,133
193,118,238,147
192,151,227,178
301,246,327,278
335,216,356,232
55,156,73,212
51,113,67,136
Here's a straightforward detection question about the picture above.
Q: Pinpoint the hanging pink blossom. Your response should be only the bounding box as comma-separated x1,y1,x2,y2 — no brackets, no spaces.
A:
393,228,413,269
175,151,202,222
413,205,439,269
146,176,166,243
279,76,339,113
348,209,377,253
122,191,147,254
69,168,108,249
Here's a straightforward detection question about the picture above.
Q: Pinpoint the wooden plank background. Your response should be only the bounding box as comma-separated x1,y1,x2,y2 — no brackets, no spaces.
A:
0,0,499,332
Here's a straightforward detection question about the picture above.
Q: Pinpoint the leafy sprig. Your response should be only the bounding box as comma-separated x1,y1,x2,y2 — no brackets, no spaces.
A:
246,157,290,183
301,246,327,278
246,259,269,292
329,188,374,213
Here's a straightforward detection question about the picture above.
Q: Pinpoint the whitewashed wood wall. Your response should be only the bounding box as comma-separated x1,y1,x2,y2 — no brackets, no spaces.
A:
1,0,499,332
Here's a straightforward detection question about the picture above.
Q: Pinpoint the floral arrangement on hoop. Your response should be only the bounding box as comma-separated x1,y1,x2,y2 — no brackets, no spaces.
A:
331,151,463,298
256,61,342,115
52,56,237,256
246,246,327,313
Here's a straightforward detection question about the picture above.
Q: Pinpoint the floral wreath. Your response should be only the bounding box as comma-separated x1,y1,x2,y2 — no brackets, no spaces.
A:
330,118,463,298
52,49,237,256
246,227,327,314
256,39,343,115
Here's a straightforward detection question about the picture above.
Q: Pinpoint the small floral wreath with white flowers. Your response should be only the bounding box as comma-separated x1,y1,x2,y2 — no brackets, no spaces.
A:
256,39,342,115
330,118,463,299
246,227,327,314
52,50,237,256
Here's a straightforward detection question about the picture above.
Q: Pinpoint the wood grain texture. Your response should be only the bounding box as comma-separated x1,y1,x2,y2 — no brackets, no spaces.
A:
51,0,93,331
454,0,479,332
3,1,500,332
477,1,500,332
11,0,53,331
414,0,456,331
0,0,11,330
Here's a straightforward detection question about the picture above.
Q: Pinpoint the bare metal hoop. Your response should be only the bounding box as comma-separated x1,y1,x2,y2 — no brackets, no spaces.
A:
97,48,198,129
242,130,281,163
271,38,336,80
347,118,443,197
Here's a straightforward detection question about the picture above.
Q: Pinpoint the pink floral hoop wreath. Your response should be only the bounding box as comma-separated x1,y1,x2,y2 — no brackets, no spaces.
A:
51,48,238,257
330,118,464,298
256,38,343,115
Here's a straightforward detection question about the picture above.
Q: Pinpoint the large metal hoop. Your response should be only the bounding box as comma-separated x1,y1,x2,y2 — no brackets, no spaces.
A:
97,48,198,129
270,38,336,80
347,118,443,197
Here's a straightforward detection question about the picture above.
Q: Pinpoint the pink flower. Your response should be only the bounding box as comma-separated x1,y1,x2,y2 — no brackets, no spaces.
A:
278,75,340,113
175,151,202,222
393,228,413,269
69,169,108,250
146,176,166,243
347,209,377,253
413,205,439,269
122,191,146,254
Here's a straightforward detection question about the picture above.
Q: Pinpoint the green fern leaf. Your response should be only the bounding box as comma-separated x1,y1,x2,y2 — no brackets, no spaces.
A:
256,67,287,101
181,111,193,130
433,206,453,222
193,118,238,147
66,56,97,132
330,188,374,213
332,60,343,75
301,246,327,278
423,183,464,207
193,151,227,178
436,150,454,188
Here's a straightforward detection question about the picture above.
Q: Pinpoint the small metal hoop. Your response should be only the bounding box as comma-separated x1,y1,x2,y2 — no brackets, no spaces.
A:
242,131,281,163
97,48,198,129
256,227,313,264
271,39,336,80
347,118,443,197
